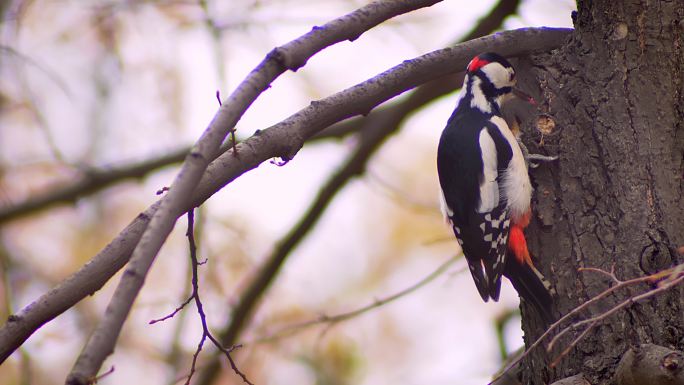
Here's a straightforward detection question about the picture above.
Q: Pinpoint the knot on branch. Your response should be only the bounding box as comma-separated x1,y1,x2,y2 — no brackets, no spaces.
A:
266,47,289,70
616,343,684,385
267,46,306,72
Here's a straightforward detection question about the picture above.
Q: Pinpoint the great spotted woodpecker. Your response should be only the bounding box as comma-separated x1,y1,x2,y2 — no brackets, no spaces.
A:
437,52,553,320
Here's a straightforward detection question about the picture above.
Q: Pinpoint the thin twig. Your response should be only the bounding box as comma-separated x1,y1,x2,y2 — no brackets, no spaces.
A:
92,366,115,382
577,265,618,282
164,249,195,382
545,265,682,351
549,319,598,368
183,210,252,385
216,90,238,157
489,263,684,384
248,256,464,345
149,295,193,325
494,270,655,380
547,273,684,356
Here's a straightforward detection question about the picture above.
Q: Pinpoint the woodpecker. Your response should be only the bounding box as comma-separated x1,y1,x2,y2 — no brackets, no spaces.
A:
437,52,552,320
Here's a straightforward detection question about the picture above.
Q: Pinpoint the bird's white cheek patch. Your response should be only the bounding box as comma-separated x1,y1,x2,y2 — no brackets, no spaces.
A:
469,77,491,113
481,63,514,89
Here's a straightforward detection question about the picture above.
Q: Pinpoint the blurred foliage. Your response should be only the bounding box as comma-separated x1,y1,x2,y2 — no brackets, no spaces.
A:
299,337,363,385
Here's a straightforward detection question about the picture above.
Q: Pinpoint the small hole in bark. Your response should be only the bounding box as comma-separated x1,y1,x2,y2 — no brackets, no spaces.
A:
639,240,672,276
662,352,682,372
536,114,556,135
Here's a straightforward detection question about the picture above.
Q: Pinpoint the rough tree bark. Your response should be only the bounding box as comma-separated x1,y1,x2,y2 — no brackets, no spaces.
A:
516,1,684,384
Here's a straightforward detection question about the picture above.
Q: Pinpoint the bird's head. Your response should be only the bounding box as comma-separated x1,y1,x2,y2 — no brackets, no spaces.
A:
465,52,535,110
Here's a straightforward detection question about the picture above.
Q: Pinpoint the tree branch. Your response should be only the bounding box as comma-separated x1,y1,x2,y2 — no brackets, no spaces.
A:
195,1,536,381
63,2,445,382
186,27,571,210
0,0,525,224
300,0,523,142
0,0,526,224
0,149,189,223
0,26,572,365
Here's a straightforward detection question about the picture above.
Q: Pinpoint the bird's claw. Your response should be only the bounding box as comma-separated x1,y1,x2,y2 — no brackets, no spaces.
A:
517,138,557,169
527,154,558,168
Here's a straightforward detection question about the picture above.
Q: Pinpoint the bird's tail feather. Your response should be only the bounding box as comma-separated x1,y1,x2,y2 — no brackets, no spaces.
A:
503,251,554,323
465,258,492,302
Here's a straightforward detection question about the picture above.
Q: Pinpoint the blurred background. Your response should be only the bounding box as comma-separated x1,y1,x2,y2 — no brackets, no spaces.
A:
0,1,574,384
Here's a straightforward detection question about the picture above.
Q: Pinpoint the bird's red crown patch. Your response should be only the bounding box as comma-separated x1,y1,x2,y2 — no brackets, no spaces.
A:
467,56,489,73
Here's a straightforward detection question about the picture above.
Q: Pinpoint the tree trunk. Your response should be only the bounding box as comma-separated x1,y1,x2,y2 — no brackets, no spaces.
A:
517,1,684,384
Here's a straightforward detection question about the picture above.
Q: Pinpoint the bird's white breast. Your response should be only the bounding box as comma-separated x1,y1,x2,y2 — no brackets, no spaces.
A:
489,116,532,220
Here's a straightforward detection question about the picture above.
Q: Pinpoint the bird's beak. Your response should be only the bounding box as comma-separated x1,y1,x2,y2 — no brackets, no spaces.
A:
512,87,536,105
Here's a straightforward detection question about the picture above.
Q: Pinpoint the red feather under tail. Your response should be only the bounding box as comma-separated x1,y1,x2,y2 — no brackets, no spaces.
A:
505,218,554,323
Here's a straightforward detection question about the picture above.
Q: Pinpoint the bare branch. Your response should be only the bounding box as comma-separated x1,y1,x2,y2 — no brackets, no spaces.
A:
0,202,156,362
548,274,684,367
490,263,684,384
546,265,681,352
0,0,524,224
162,249,195,382
0,26,572,365
182,210,251,385
148,294,193,325
310,0,523,142
64,2,446,382
194,2,535,381
186,28,572,208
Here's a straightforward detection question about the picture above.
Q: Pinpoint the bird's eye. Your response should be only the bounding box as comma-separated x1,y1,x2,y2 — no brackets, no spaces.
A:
509,72,515,82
